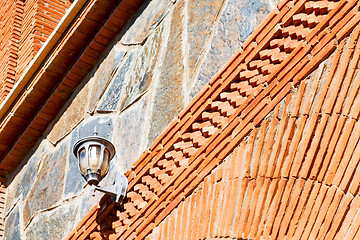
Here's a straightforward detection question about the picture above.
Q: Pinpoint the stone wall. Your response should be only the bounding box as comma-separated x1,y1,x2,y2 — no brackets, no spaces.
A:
3,0,278,239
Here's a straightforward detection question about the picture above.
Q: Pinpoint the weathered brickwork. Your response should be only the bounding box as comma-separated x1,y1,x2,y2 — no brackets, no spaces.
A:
17,0,72,79
146,33,360,238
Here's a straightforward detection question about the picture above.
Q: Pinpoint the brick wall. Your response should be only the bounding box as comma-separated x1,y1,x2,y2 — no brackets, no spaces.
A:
0,0,71,102
145,24,360,239
0,177,5,240
0,0,23,102
0,178,5,240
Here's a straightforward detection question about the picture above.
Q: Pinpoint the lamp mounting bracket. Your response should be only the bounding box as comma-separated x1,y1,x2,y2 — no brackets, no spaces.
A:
91,174,128,204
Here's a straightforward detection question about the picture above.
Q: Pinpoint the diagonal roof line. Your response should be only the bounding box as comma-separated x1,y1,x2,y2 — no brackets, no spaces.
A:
66,0,360,239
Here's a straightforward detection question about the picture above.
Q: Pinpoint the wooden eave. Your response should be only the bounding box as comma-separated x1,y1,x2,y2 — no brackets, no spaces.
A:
0,0,145,176
65,0,360,239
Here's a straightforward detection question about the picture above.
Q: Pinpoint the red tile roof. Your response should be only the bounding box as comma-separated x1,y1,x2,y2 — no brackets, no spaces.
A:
66,0,360,239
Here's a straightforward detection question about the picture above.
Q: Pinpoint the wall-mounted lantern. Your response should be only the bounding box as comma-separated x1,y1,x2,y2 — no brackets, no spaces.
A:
73,131,128,204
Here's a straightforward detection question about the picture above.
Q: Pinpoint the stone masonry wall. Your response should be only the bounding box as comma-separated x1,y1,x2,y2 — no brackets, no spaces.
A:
3,0,278,239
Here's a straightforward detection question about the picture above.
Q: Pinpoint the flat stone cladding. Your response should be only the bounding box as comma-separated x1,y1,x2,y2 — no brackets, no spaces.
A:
3,0,275,239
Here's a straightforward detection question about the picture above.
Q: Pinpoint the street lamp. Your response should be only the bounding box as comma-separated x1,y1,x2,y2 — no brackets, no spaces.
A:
73,130,127,204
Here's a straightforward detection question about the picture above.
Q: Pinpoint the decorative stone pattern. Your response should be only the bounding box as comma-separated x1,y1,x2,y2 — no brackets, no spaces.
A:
97,50,134,112
47,82,90,145
121,0,173,45
3,0,280,238
187,0,224,72
120,24,164,110
4,148,42,216
115,94,150,170
4,204,21,240
87,47,120,113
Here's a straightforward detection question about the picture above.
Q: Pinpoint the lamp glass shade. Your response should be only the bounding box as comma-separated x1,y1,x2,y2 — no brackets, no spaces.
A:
100,149,110,176
73,134,115,184
79,147,87,175
89,145,101,172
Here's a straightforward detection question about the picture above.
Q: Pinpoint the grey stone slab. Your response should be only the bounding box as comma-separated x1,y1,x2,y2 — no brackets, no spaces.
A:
97,50,136,112
121,0,172,45
75,116,114,140
5,144,45,215
189,0,274,98
115,94,149,171
25,203,78,240
148,0,185,145
87,48,126,113
47,82,89,145
120,24,164,110
64,116,115,199
79,186,104,221
112,47,127,72
63,127,86,199
4,204,21,240
23,142,68,226
187,0,224,73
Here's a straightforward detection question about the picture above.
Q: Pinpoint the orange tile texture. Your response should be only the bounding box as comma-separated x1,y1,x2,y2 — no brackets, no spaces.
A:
64,0,360,239
147,34,360,238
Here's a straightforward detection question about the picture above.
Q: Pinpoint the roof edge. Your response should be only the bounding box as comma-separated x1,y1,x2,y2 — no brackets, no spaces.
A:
0,0,87,121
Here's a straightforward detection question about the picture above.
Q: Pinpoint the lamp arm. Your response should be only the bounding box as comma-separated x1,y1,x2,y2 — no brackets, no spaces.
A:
92,174,128,204
94,185,117,196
